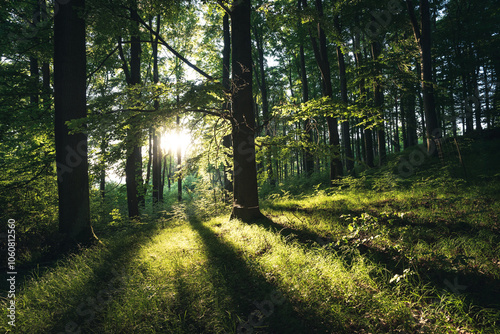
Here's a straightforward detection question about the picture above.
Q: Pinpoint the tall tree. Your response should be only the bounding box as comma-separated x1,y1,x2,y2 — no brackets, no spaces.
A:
222,12,233,196
152,16,162,204
253,19,275,186
406,0,440,153
119,4,143,218
333,13,354,172
371,39,387,166
298,0,314,175
353,26,374,168
54,0,93,244
229,0,264,222
310,0,342,180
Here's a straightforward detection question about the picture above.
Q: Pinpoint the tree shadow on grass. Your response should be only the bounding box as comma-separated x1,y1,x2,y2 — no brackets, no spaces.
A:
186,213,333,334
14,223,164,334
252,212,500,317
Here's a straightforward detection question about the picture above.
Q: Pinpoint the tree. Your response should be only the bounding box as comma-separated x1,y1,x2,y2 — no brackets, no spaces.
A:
152,15,162,205
371,39,387,166
333,11,354,172
229,0,264,222
118,4,144,218
406,0,439,153
54,0,93,244
309,0,342,180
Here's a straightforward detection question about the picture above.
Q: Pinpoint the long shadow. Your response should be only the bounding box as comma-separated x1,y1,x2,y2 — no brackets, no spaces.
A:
0,221,148,297
186,212,334,334
15,222,165,333
251,212,500,314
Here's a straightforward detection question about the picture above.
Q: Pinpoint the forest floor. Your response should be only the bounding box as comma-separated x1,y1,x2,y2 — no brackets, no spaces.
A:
2,134,500,333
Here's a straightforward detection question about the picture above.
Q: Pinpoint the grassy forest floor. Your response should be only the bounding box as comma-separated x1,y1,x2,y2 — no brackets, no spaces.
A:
2,133,500,333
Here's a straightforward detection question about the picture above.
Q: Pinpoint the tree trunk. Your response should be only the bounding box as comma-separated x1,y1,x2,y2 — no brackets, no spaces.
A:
145,128,152,187
353,25,374,168
30,57,39,106
176,116,182,202
100,139,107,199
334,15,354,172
371,40,386,166
473,66,482,131
407,0,440,153
230,0,263,222
152,15,162,204
123,6,143,217
254,24,275,186
298,0,314,176
54,0,93,244
311,0,342,180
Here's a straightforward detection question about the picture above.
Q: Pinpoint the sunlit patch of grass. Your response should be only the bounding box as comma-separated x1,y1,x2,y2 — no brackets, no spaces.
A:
260,181,500,332
204,217,417,332
3,175,499,333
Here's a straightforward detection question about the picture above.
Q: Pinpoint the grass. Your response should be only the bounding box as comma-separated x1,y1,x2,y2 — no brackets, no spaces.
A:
2,135,500,333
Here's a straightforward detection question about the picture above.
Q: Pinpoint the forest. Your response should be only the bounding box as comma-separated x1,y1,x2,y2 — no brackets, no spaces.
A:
1,0,500,332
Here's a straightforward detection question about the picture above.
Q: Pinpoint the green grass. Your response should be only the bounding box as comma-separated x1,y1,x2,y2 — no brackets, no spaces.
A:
2,135,500,333
3,186,499,333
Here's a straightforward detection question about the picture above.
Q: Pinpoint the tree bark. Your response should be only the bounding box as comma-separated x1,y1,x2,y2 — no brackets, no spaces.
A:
230,0,263,222
253,24,275,186
122,6,143,218
353,28,374,168
54,0,93,244
311,0,342,180
298,0,314,175
406,0,440,153
371,40,386,166
152,16,161,204
176,116,182,202
473,66,482,131
334,15,354,173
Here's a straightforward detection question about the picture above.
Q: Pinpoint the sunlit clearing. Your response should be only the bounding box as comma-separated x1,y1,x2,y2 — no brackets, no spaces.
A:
161,129,192,157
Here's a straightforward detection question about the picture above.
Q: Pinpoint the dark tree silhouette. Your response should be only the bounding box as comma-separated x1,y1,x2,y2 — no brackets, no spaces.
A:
54,0,93,244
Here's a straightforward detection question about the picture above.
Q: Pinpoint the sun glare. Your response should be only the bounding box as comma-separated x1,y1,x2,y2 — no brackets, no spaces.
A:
161,129,192,157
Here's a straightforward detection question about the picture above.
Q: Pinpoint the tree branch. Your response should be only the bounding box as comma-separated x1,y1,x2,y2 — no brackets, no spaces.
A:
135,16,214,81
216,0,231,14
87,45,119,80
406,0,421,45
117,37,131,84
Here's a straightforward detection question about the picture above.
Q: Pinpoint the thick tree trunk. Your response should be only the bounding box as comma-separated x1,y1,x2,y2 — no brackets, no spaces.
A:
54,0,93,244
230,0,263,222
124,7,143,217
